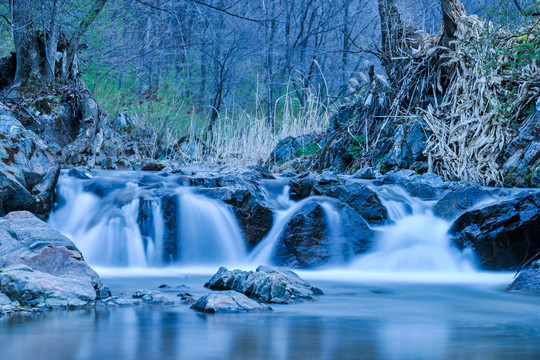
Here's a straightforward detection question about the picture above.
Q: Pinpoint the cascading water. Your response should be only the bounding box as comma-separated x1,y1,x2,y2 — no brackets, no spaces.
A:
352,213,477,272
176,192,246,265
250,179,477,273
49,172,246,268
49,170,478,275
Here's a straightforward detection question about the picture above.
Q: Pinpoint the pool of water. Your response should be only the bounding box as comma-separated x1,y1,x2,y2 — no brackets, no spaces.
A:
2,270,540,360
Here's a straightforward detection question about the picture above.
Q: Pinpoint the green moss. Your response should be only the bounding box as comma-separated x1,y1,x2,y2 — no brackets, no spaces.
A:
348,135,366,158
525,163,540,183
379,153,391,175
296,142,320,157
504,167,520,183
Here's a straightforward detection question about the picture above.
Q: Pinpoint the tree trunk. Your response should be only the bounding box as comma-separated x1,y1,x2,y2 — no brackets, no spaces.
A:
441,0,464,47
378,0,419,88
12,0,42,87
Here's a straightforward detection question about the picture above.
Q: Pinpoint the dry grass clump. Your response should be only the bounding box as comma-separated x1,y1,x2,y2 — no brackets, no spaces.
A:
191,86,331,165
392,8,540,185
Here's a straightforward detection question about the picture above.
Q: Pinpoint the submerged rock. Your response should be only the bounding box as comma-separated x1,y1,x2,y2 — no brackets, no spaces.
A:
0,211,101,308
507,261,540,294
451,192,540,270
191,290,272,313
205,266,323,304
177,292,196,305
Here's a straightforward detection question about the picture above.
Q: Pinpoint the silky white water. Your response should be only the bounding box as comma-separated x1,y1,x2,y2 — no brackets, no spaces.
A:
49,173,247,268
50,171,479,279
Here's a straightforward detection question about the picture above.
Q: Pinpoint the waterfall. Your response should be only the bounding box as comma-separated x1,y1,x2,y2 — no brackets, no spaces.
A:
49,172,246,268
352,213,477,272
49,171,478,273
177,192,246,265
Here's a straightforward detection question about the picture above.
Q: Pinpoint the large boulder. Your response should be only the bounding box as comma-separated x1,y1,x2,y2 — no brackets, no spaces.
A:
450,192,540,270
275,199,374,268
507,260,540,294
0,107,60,218
191,290,272,313
0,211,102,308
205,266,323,304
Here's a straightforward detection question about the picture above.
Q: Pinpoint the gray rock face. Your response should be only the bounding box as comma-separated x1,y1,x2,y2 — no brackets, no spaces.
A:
451,192,540,270
191,290,272,313
205,266,323,304
267,133,318,167
0,107,60,218
0,211,101,308
434,185,492,220
502,113,540,187
507,261,540,294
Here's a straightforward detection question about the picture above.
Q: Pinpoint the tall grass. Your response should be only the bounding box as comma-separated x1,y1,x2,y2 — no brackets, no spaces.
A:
202,85,331,165
90,74,332,165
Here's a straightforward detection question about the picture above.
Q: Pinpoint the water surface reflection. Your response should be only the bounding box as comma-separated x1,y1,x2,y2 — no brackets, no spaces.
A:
2,278,540,360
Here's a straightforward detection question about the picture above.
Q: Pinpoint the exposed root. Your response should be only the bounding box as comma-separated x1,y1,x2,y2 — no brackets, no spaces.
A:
392,10,540,185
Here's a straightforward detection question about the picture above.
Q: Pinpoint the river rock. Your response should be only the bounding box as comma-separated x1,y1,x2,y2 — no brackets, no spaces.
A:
451,192,540,270
0,211,102,308
132,289,175,305
433,185,492,220
191,290,272,313
352,167,376,179
507,260,540,294
205,266,323,304
378,170,445,199
196,178,273,249
0,107,60,218
289,172,318,200
275,199,374,268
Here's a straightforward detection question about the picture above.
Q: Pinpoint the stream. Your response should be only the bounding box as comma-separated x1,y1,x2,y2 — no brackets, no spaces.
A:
2,169,539,359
